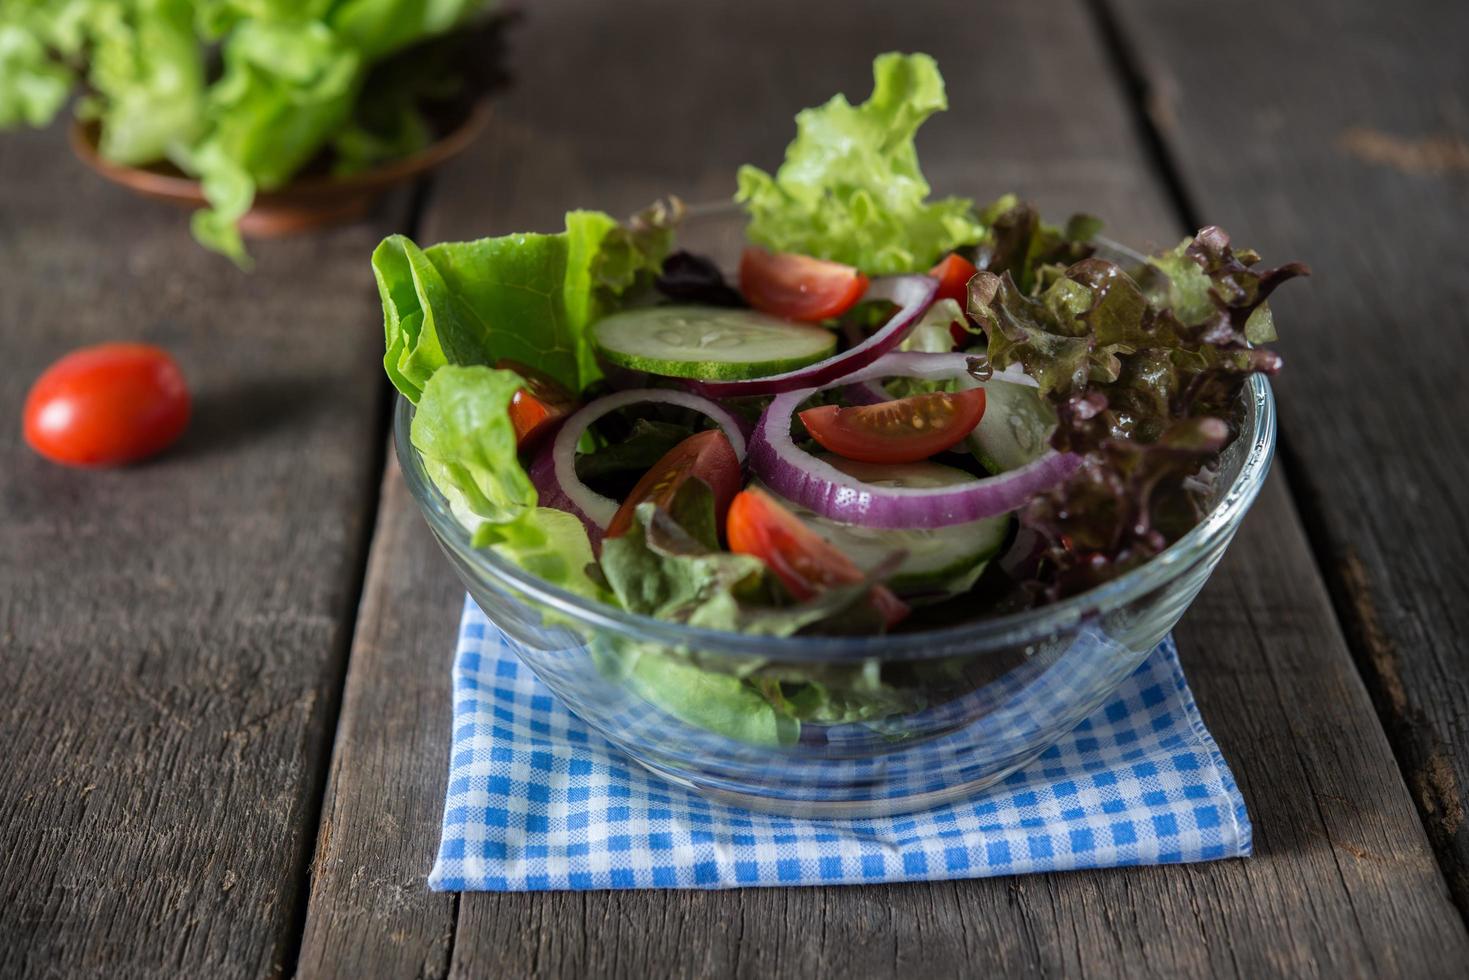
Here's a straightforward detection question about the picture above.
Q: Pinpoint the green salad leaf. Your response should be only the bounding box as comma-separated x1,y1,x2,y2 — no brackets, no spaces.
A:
186,18,361,262
410,365,536,523
411,364,606,601
596,483,915,741
0,19,74,129
621,647,799,746
736,51,983,275
470,508,609,603
974,194,1101,294
899,298,966,354
83,0,204,166
574,419,694,488
600,482,893,638
375,207,671,399
0,0,497,263
967,225,1308,597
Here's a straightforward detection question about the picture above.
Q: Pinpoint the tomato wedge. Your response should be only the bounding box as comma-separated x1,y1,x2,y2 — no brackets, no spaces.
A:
928,252,980,347
799,387,986,464
497,358,578,449
739,247,869,323
726,488,908,628
605,429,742,539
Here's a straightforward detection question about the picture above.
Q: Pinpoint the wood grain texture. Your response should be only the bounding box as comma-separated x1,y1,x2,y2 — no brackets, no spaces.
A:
0,124,398,978
1101,0,1469,916
446,503,1469,980
284,0,1468,977
295,459,464,980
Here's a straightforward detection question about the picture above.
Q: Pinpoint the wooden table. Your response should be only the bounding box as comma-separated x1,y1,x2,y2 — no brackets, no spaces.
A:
3,1,1466,976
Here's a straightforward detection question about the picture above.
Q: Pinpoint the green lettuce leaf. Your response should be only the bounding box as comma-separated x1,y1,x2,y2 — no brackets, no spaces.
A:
375,206,671,400
899,298,966,354
470,508,609,603
596,482,914,740
599,482,891,637
411,364,606,601
410,365,536,523
329,0,484,62
0,7,78,129
82,0,204,166
0,0,499,262
195,15,361,193
185,19,362,263
736,52,983,275
0,0,203,141
620,647,799,746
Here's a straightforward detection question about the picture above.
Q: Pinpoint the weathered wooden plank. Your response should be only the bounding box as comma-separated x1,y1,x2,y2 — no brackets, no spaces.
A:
0,123,399,978
1101,0,1469,916
296,1,1469,977
295,459,463,979
446,485,1467,978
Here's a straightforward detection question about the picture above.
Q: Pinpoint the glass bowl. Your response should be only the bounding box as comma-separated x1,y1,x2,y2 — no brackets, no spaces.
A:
395,206,1276,817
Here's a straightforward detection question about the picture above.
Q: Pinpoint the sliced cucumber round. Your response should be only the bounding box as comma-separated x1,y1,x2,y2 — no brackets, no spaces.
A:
767,456,1011,597
592,305,836,381
967,379,1057,474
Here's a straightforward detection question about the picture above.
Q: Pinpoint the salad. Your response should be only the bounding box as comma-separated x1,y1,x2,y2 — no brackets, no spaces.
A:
376,53,1306,737
1,0,501,263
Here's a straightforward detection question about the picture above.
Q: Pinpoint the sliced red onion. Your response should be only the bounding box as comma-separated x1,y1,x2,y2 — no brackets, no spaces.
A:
748,352,1079,529
549,389,749,532
527,437,604,548
689,275,939,399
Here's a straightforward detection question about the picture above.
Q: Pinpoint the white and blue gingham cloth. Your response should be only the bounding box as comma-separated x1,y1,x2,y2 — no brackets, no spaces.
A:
430,598,1250,890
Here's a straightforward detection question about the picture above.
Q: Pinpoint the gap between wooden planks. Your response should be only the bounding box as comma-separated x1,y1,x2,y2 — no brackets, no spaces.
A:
0,128,406,975
294,1,1469,977
1101,0,1469,922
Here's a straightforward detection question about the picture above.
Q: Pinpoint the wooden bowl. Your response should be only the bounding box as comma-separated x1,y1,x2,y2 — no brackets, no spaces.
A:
68,101,490,237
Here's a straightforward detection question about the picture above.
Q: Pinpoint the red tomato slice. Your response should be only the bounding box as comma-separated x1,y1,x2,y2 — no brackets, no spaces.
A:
726,488,908,628
928,252,980,347
799,388,986,464
739,247,869,322
23,343,190,467
605,429,742,539
496,358,578,449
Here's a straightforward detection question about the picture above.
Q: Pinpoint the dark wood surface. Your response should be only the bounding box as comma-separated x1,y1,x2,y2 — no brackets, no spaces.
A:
1105,0,1469,915
3,0,1465,977
0,129,401,976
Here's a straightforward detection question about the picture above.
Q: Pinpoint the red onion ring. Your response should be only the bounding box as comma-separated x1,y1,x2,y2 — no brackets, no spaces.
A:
547,389,749,534
688,275,938,399
747,352,1078,529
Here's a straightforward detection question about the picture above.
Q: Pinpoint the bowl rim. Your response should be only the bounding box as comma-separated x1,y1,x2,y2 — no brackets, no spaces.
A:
394,232,1277,663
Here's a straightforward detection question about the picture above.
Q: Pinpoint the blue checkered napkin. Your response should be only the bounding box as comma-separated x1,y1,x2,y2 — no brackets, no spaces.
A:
430,597,1251,891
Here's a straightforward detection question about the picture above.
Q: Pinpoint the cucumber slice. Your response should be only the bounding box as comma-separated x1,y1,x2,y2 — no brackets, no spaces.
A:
967,379,1057,474
768,456,1011,597
593,305,836,381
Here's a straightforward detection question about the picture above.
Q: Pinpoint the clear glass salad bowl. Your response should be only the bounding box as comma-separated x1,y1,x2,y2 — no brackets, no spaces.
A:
395,206,1277,817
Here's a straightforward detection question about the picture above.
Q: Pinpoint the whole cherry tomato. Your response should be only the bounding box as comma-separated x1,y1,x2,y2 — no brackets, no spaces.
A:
23,343,191,467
